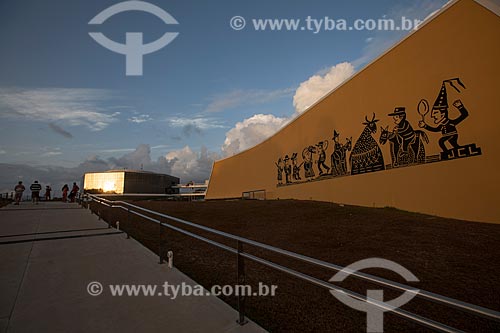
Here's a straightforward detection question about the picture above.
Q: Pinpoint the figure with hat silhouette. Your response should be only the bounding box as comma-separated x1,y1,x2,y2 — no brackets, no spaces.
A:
291,153,303,181
315,140,330,176
274,157,284,185
283,155,292,184
302,145,316,179
381,107,428,167
418,78,480,159
331,130,352,176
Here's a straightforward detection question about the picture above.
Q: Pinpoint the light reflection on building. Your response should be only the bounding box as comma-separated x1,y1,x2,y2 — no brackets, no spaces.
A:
83,170,179,194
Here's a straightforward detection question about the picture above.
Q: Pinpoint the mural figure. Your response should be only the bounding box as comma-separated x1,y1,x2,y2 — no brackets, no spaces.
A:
330,130,352,176
316,140,330,176
275,157,284,185
284,155,292,184
418,78,481,160
350,113,385,175
302,145,316,179
291,152,303,181
380,107,428,167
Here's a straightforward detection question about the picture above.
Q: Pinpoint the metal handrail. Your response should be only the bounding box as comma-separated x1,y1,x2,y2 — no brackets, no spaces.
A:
86,194,500,332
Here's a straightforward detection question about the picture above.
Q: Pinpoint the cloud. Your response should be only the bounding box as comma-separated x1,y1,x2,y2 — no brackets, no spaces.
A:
128,114,152,123
167,116,225,130
165,146,219,182
182,124,202,137
0,87,120,131
49,123,73,138
97,148,136,154
167,116,225,137
220,62,354,156
107,144,154,171
205,88,294,113
41,151,62,157
222,114,289,156
292,62,355,114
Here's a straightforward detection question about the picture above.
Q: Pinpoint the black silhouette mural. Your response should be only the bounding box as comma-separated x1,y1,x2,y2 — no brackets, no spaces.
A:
349,114,385,175
284,155,292,184
418,78,481,160
379,107,428,167
316,140,330,176
291,153,303,181
275,157,284,185
302,145,316,179
331,130,352,176
275,78,482,187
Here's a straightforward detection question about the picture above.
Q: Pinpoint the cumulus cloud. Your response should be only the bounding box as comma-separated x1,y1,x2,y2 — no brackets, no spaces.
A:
49,123,73,138
108,144,153,170
0,87,120,131
166,146,219,182
293,62,355,114
222,114,288,156
219,62,355,156
205,88,294,113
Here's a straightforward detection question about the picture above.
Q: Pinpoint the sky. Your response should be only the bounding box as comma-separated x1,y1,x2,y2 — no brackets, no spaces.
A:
0,0,448,195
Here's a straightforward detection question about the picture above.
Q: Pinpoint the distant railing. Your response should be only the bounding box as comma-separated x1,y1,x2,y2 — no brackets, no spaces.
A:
81,193,500,332
1,192,14,200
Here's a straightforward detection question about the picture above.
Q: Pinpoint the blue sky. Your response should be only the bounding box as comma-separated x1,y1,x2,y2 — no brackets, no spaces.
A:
0,0,447,192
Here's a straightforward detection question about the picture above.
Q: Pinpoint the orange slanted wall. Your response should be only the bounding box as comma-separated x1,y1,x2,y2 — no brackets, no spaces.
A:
206,0,500,223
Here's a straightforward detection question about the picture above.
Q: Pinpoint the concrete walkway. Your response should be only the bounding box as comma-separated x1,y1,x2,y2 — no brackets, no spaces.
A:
0,202,265,333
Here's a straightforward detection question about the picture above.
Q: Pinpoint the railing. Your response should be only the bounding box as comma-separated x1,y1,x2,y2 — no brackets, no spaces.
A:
1,192,14,200
82,194,500,332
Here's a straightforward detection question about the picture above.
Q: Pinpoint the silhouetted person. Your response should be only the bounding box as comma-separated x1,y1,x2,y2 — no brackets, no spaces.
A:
69,182,79,202
62,184,69,202
30,180,42,205
14,181,25,205
44,185,52,201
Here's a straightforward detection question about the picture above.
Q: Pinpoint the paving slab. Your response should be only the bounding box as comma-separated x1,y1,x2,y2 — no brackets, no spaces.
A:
0,202,266,333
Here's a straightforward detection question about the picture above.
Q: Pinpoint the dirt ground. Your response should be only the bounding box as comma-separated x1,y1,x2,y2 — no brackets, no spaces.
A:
91,199,500,333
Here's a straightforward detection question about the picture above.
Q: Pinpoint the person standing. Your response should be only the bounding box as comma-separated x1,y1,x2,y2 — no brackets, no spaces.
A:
62,184,69,202
30,180,42,205
14,181,25,205
69,182,79,202
44,185,52,201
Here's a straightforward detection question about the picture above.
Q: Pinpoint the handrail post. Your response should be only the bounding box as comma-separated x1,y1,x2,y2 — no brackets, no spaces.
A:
236,240,247,325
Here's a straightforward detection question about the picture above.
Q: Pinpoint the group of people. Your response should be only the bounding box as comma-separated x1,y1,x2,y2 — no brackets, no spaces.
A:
14,181,80,205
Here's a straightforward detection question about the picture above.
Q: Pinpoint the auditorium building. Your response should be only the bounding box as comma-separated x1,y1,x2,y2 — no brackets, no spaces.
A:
206,0,500,223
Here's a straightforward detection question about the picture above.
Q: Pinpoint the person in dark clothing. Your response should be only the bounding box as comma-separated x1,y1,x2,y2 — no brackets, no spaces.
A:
44,185,52,201
69,182,80,202
30,180,42,205
14,181,25,205
62,184,69,202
